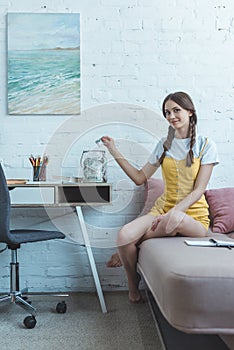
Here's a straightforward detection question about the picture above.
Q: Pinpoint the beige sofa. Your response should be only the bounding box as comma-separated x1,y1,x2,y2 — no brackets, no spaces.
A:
137,178,234,341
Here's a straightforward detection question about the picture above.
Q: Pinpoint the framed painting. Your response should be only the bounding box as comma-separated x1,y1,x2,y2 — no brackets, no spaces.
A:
7,13,80,115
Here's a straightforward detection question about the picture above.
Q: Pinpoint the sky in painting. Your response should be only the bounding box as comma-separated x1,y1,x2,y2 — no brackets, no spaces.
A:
8,13,80,51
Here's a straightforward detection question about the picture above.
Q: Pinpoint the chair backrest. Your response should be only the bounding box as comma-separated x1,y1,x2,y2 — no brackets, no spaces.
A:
0,163,11,243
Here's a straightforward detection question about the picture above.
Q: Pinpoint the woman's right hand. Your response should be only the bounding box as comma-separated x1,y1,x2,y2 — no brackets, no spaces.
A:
101,136,117,154
101,135,152,185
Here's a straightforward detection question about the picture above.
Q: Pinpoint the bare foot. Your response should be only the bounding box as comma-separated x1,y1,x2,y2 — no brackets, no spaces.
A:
129,291,144,303
106,253,123,267
129,273,144,303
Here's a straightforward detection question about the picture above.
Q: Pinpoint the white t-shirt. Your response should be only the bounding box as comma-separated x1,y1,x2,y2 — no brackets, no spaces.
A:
148,135,219,166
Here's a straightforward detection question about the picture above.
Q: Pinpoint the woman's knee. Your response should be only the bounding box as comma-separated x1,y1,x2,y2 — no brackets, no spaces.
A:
117,225,131,246
116,223,140,247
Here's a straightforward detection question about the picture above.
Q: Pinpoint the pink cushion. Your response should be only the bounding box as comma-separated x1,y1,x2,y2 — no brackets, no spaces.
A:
142,178,164,215
205,188,234,234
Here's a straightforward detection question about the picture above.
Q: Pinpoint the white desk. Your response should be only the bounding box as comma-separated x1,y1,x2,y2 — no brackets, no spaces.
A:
9,181,112,313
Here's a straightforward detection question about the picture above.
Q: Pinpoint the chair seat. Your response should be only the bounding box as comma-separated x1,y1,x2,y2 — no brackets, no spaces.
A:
10,229,65,244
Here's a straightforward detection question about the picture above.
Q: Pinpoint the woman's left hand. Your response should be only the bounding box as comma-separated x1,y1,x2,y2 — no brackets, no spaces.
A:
139,215,165,242
150,215,164,231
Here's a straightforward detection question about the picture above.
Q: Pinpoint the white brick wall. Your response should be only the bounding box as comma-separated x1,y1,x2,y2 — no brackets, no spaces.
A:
0,0,233,292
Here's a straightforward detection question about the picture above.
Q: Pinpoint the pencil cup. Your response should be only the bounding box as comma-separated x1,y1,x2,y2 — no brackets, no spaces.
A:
39,164,46,181
33,165,46,181
33,166,40,181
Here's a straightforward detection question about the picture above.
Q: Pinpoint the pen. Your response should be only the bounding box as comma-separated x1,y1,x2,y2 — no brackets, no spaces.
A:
29,155,35,166
209,238,232,250
36,156,41,167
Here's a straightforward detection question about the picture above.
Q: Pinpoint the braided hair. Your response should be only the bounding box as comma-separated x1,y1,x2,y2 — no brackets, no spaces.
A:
159,92,197,167
158,125,175,165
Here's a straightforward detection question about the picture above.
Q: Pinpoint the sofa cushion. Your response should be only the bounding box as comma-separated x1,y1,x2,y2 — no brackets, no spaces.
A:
205,188,234,234
141,178,164,215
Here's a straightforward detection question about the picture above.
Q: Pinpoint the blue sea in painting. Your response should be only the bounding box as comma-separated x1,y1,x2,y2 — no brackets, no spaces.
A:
8,49,80,115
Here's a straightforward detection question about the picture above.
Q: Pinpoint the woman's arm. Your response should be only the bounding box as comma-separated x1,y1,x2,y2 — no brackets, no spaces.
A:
174,163,214,212
101,136,158,185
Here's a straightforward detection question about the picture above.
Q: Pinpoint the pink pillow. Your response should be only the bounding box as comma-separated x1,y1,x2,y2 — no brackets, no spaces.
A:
141,178,164,215
205,188,234,234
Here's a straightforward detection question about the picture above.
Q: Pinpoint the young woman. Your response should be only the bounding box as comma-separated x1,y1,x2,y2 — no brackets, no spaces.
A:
102,92,219,302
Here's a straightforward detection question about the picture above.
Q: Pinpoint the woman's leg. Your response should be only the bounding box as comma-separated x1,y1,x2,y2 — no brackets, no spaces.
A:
144,209,208,239
111,210,207,302
106,213,157,268
116,214,154,302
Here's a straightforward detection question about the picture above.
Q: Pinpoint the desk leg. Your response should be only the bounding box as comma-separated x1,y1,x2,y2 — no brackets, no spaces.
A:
75,206,107,313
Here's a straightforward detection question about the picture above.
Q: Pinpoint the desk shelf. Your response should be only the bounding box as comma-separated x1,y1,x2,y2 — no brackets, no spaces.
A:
55,184,110,205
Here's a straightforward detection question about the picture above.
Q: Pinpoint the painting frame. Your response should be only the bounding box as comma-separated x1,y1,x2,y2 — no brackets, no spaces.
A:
7,12,80,115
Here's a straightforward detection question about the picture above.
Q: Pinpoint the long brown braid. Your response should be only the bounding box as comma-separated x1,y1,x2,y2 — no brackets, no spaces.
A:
158,125,175,165
186,115,196,166
159,92,197,167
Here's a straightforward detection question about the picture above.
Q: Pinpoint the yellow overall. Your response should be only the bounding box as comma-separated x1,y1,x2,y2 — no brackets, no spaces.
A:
149,141,210,230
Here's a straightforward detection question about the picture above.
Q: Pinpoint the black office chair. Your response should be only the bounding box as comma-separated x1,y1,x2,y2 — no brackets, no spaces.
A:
0,163,68,328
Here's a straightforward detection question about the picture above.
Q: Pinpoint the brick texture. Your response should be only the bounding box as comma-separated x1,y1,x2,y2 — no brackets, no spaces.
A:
0,0,233,292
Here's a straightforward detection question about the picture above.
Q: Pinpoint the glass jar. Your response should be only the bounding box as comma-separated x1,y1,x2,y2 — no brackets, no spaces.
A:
80,150,107,182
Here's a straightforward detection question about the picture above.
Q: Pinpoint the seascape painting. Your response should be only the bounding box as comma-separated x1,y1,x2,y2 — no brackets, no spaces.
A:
7,13,80,115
